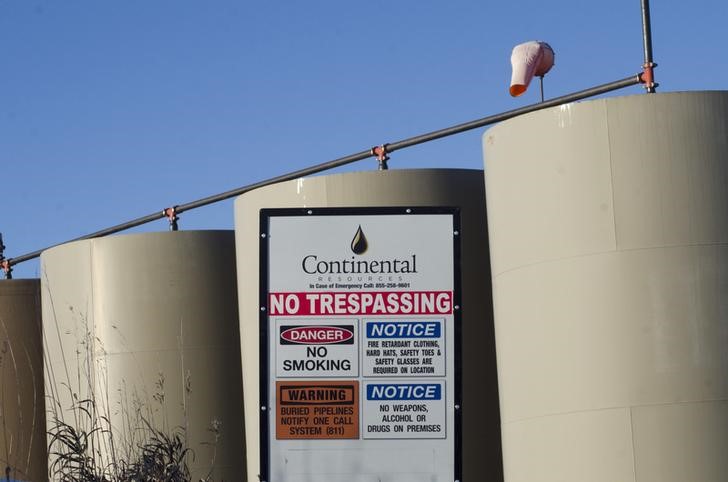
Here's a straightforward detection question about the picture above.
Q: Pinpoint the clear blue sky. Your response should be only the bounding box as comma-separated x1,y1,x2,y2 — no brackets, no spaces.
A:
2,0,726,278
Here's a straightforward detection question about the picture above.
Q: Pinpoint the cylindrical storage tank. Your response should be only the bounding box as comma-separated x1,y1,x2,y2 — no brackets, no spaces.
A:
0,280,47,482
41,231,245,481
235,168,502,482
483,91,728,482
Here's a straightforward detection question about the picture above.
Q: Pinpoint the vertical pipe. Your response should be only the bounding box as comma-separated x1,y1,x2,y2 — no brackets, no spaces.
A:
539,77,545,102
641,0,657,93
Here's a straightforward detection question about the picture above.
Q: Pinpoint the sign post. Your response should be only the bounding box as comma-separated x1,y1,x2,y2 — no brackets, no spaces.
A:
260,207,461,481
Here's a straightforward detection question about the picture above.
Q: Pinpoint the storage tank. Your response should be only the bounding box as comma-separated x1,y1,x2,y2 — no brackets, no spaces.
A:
0,280,47,482
483,91,728,482
234,169,502,482
41,231,245,481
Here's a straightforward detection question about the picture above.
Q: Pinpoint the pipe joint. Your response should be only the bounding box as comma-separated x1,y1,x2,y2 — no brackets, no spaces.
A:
1,259,12,279
163,206,179,231
371,144,390,171
640,62,658,92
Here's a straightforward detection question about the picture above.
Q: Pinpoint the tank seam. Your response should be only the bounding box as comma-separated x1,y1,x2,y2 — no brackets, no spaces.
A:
99,345,238,356
502,397,728,425
604,101,620,251
492,241,728,278
629,407,637,482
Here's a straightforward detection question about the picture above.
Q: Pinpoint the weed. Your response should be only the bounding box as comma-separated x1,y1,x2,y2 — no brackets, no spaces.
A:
43,301,221,482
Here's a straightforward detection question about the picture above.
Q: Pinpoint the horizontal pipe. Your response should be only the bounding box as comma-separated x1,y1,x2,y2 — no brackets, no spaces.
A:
9,211,166,265
6,74,641,268
176,149,373,213
387,74,641,152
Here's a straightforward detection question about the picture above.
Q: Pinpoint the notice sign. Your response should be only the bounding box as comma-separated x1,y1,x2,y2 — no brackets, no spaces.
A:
276,381,359,439
363,319,445,377
261,207,461,482
363,381,446,439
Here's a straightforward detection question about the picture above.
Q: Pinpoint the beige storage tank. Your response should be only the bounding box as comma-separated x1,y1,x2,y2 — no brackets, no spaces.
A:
483,91,728,482
41,231,244,481
0,280,47,482
234,169,502,482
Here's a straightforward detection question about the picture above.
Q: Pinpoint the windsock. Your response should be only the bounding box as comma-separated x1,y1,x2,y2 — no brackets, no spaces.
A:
509,41,555,97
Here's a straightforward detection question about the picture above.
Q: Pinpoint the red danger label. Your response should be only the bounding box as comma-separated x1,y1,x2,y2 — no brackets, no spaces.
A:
280,325,354,345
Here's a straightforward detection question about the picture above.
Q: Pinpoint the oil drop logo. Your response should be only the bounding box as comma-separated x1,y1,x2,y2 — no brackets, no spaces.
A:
300,224,417,274
351,225,368,255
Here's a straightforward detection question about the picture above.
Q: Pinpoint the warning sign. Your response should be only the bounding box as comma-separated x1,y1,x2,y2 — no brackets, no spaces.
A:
363,381,446,439
275,319,359,377
276,381,359,439
362,319,445,377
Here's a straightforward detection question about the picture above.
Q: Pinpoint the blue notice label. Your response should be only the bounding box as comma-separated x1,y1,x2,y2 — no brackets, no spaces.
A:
366,321,441,339
366,383,442,401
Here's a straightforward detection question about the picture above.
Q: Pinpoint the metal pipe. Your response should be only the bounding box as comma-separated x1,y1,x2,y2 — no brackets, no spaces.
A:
8,211,166,265
540,76,545,103
641,0,657,93
5,74,642,267
176,149,373,214
386,74,641,152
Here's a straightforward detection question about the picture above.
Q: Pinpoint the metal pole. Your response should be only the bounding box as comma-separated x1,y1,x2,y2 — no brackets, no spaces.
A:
540,76,545,102
385,74,641,152
641,0,657,93
7,211,166,265
5,74,642,268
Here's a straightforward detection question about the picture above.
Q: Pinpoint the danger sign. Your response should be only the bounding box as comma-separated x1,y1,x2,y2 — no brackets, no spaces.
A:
275,319,359,377
276,381,359,439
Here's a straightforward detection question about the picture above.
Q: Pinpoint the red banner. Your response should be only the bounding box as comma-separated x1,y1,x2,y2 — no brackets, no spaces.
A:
269,291,453,316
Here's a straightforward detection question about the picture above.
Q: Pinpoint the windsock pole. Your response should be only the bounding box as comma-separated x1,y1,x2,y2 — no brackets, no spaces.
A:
539,76,545,102
640,0,657,92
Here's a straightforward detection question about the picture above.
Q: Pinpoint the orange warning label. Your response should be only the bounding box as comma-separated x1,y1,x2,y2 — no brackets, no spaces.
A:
276,380,359,439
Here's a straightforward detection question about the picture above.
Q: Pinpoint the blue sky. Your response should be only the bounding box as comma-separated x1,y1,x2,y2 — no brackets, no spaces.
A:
2,0,726,278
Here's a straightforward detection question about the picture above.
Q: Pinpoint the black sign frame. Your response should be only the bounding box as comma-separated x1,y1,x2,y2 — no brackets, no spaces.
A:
259,206,462,482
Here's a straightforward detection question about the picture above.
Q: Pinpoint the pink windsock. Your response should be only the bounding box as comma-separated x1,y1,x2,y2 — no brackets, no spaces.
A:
509,41,555,97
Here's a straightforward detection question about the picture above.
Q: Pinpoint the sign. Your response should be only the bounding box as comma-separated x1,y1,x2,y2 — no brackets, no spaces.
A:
362,381,446,439
363,319,445,377
275,319,359,377
260,207,461,482
276,381,359,439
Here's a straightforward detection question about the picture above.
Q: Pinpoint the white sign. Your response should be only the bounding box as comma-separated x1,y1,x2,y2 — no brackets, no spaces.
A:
262,208,460,482
362,319,445,377
362,381,447,439
275,319,359,377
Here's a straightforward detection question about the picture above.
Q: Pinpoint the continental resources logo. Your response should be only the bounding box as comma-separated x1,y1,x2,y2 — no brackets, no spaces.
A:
301,225,418,275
